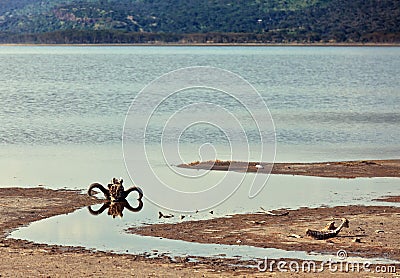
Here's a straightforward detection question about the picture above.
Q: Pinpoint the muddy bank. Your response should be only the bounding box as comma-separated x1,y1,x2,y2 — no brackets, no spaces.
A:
0,187,100,237
129,205,400,262
178,159,400,178
374,196,400,203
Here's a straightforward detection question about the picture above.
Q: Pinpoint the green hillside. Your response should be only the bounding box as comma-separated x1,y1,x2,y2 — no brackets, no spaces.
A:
0,0,399,43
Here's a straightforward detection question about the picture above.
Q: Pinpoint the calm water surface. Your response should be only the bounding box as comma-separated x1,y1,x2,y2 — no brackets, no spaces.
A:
1,46,400,261
1,46,399,186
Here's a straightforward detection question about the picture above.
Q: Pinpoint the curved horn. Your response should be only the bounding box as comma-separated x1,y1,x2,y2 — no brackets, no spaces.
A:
87,202,110,216
88,182,111,200
124,199,144,213
124,186,143,200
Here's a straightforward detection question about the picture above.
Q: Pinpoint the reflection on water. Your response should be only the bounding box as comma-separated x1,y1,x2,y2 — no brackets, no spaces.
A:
88,199,143,218
87,177,144,218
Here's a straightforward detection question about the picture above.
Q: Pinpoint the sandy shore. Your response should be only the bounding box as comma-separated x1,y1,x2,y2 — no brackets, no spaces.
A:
178,159,400,178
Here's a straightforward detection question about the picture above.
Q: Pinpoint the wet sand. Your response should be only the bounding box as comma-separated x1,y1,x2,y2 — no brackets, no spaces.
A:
178,159,400,178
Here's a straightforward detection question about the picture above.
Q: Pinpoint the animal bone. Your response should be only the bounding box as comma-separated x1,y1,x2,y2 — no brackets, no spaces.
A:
305,218,349,240
88,178,143,202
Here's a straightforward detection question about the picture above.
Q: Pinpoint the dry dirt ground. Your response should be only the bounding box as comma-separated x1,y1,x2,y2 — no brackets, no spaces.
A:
1,178,399,276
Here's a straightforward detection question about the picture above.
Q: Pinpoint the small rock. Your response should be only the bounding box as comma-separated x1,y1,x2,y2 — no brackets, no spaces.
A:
352,238,361,243
375,230,385,233
252,220,266,225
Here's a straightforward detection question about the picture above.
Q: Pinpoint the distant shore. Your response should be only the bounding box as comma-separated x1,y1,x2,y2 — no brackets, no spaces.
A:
1,42,400,47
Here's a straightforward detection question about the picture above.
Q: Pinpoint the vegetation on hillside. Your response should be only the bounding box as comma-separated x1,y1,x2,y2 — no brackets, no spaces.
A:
0,0,399,43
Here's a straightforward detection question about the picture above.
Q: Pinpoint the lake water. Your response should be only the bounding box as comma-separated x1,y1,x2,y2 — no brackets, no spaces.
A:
1,46,400,261
1,46,399,188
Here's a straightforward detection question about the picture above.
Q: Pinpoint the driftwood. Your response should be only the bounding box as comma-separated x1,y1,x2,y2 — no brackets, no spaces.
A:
158,211,174,219
259,207,289,216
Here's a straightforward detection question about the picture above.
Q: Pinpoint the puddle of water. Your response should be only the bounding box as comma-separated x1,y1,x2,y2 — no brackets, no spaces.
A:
9,175,400,264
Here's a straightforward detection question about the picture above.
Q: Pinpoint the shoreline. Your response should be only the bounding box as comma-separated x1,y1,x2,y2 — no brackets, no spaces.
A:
178,159,400,179
0,187,399,276
1,42,400,47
